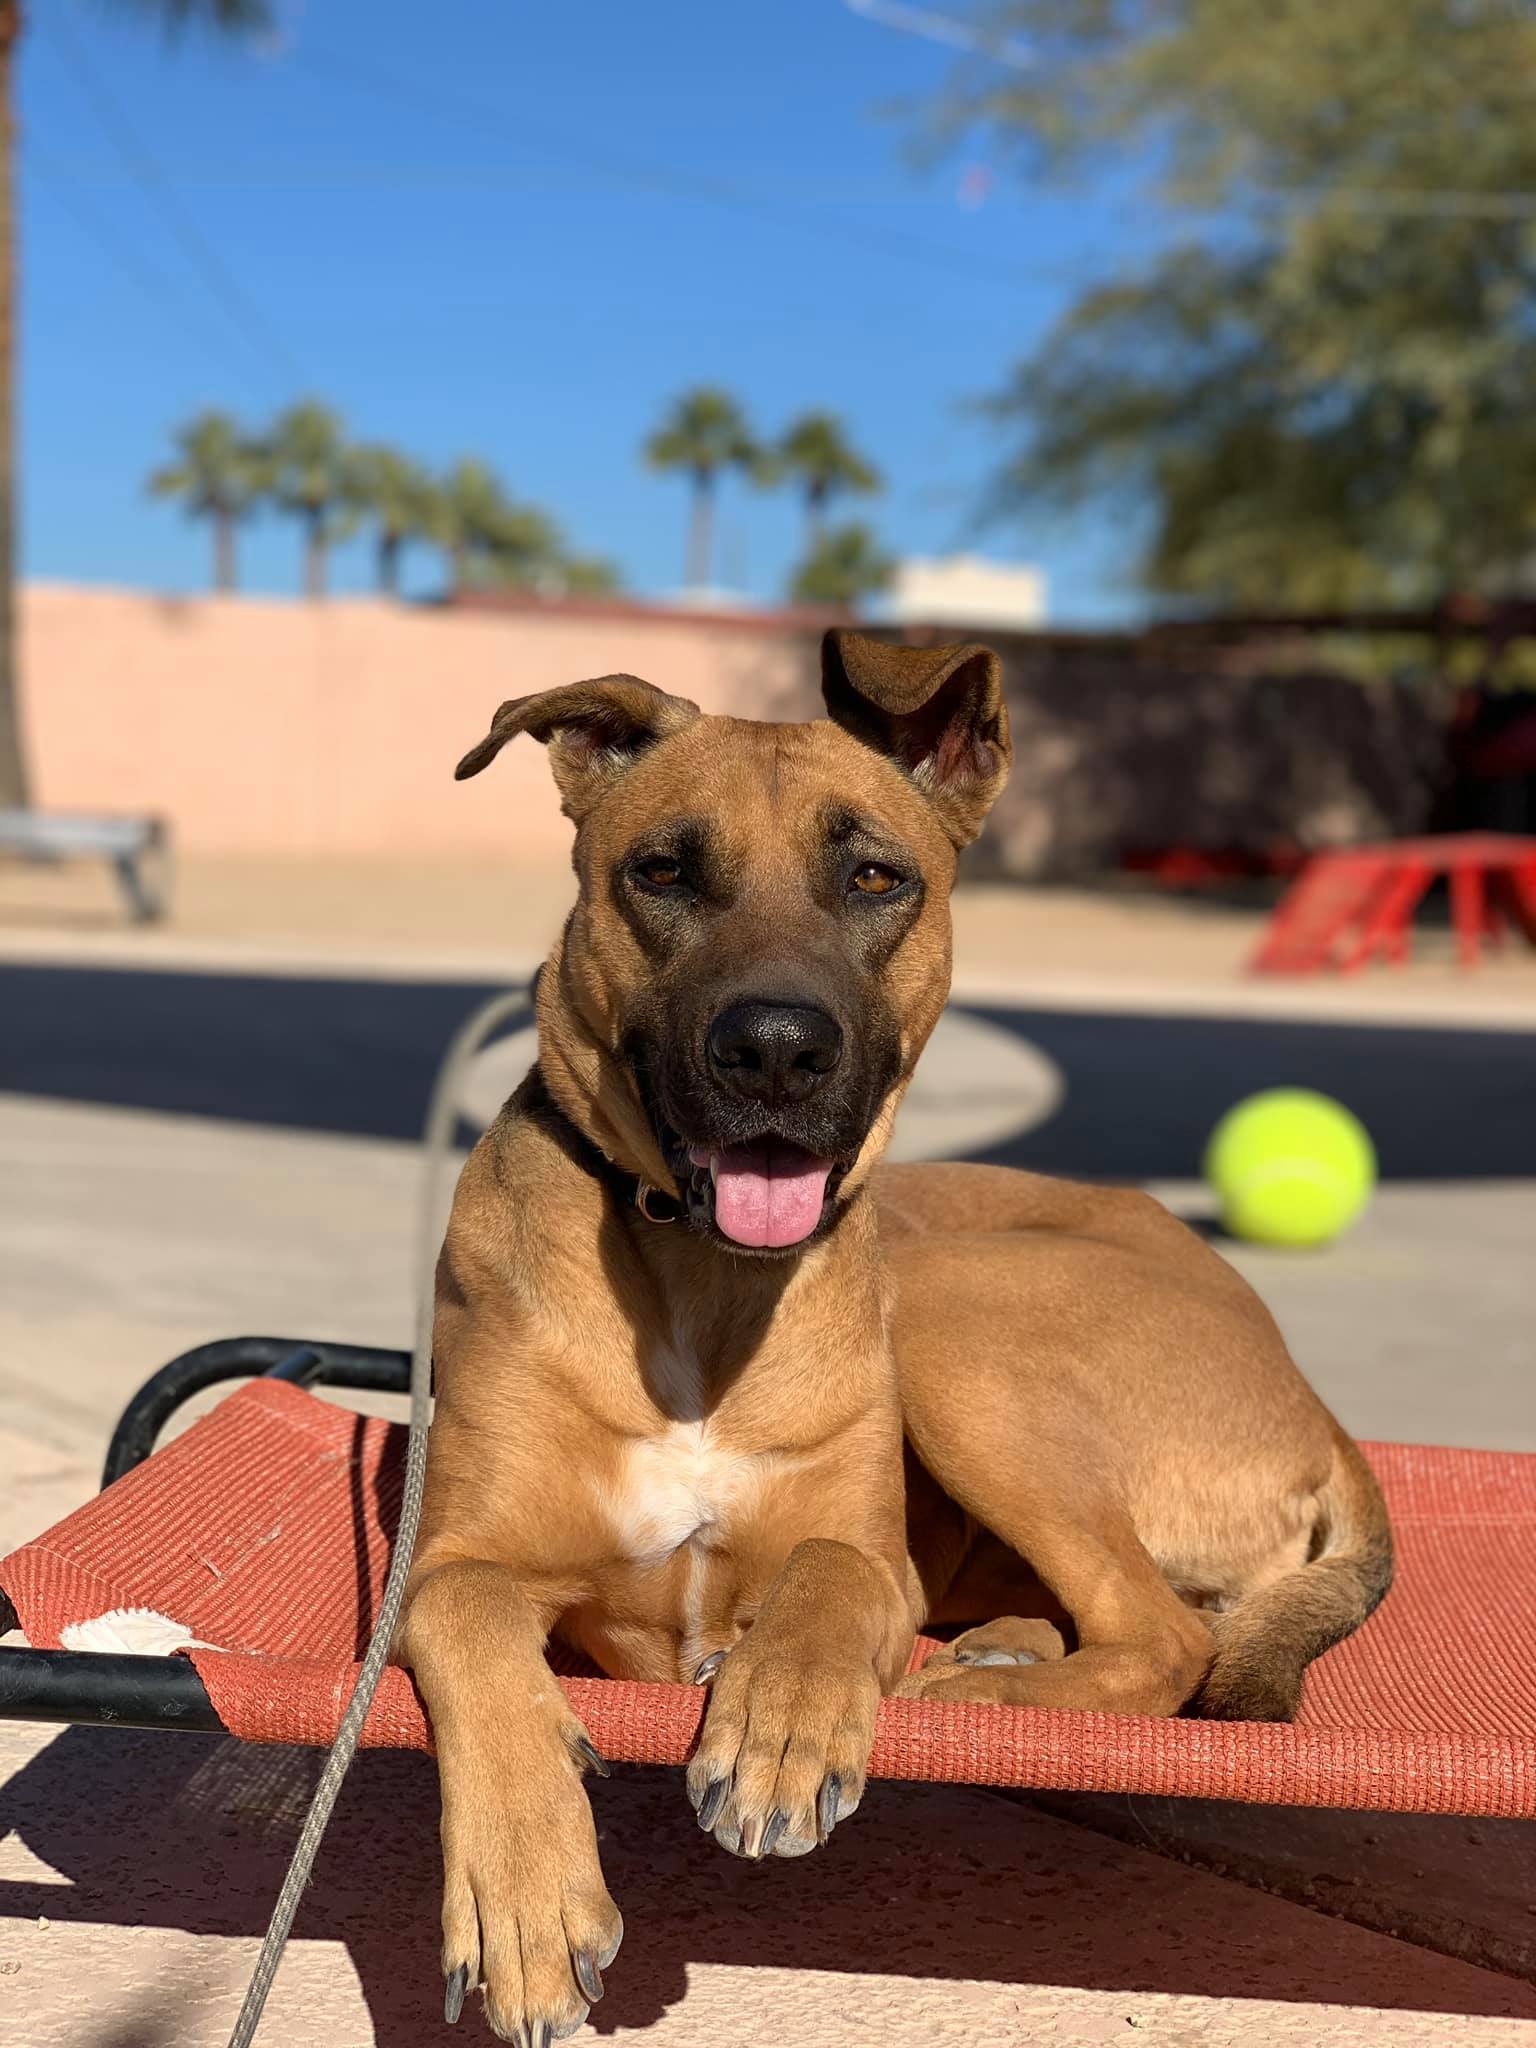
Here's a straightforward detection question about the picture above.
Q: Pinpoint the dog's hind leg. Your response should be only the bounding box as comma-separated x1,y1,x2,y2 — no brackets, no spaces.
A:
898,1320,1217,1716
1191,1426,1393,1722
940,1615,1068,1667
897,1506,1215,1715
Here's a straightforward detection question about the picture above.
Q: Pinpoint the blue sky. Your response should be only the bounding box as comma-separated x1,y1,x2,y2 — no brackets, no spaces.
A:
21,0,1162,619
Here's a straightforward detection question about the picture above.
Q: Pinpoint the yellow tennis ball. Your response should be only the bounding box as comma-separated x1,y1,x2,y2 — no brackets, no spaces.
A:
1203,1089,1376,1248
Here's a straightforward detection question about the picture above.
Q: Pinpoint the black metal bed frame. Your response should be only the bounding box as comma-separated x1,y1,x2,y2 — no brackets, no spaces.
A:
0,1337,412,1736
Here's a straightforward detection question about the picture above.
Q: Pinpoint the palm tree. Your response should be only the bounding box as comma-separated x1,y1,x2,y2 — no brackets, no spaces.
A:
430,459,562,594
430,459,509,593
260,400,356,599
481,549,624,600
347,445,439,597
482,504,562,588
644,387,762,589
776,412,881,549
145,410,262,592
550,555,622,598
0,0,271,806
789,523,895,609
105,0,271,26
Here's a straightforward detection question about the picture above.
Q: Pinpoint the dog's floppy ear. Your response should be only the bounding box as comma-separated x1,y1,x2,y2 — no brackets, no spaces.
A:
820,630,1011,848
456,675,700,822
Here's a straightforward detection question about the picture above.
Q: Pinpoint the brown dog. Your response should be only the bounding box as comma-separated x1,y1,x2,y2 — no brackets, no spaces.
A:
398,631,1392,2043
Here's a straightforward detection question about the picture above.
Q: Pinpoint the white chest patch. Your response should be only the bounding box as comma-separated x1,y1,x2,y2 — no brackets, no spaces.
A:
606,1421,762,1571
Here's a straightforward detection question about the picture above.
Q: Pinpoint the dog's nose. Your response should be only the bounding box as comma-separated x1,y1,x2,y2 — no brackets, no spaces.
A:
707,1000,844,1102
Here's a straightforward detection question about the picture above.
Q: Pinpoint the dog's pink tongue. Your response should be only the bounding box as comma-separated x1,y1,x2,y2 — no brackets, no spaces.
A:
710,1142,833,1249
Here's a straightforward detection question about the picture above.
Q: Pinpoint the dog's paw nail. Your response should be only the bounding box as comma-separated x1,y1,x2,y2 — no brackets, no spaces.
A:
573,1734,611,1778
958,1647,1038,1667
444,1963,469,2025
759,1808,789,1858
599,1917,624,1970
574,1948,605,2004
693,1650,726,1684
695,1776,729,1830
817,1771,842,1844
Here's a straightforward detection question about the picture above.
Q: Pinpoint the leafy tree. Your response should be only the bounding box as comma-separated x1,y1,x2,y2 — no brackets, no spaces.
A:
960,1,1536,607
261,401,357,600
146,409,263,592
790,522,894,608
644,387,763,588
775,412,881,548
0,0,272,805
347,445,439,596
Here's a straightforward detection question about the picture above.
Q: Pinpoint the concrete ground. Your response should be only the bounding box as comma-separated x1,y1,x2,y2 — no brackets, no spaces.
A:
3,1721,1533,2048
1,1094,1531,1467
2,856,1534,2045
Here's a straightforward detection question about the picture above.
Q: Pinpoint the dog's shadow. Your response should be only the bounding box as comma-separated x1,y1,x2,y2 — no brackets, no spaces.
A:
2,1725,1530,2044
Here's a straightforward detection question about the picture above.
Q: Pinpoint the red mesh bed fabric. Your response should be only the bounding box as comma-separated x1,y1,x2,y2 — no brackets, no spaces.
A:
3,1379,1532,1816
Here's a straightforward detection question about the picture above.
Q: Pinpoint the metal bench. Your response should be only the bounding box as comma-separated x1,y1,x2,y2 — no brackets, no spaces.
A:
0,809,171,923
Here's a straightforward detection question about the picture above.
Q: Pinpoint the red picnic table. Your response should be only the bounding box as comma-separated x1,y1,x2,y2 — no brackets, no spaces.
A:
1250,832,1536,975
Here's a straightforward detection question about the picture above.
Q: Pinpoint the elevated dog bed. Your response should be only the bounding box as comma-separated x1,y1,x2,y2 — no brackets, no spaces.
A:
2,1338,1532,1817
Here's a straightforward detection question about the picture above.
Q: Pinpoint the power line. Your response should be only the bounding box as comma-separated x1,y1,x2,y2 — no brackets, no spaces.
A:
27,144,277,400
291,43,1052,297
843,0,1036,70
18,153,1070,204
40,7,308,391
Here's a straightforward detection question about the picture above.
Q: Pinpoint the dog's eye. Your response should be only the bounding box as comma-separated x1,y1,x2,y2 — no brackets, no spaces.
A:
850,863,903,897
634,856,685,891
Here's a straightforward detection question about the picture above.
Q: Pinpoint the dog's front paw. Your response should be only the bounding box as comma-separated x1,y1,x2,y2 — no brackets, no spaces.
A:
685,1641,877,1859
438,1729,622,2042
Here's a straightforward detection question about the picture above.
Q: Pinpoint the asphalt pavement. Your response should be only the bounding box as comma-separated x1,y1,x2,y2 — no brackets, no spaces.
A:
3,960,1533,1179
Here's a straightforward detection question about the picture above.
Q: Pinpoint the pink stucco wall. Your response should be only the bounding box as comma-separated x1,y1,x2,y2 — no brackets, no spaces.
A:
19,584,1439,878
19,585,824,857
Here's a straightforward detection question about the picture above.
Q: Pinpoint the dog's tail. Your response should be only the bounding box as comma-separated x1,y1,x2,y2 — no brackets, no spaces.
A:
1192,1426,1394,1723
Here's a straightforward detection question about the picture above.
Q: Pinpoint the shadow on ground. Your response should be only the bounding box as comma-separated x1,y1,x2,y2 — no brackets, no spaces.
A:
3,964,1535,1177
2,1729,1532,2044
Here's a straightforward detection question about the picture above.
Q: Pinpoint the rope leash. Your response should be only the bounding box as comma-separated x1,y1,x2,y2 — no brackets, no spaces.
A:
225,988,530,2048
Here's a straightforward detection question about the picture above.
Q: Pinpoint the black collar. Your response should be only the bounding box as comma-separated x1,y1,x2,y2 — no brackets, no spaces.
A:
526,1069,682,1225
